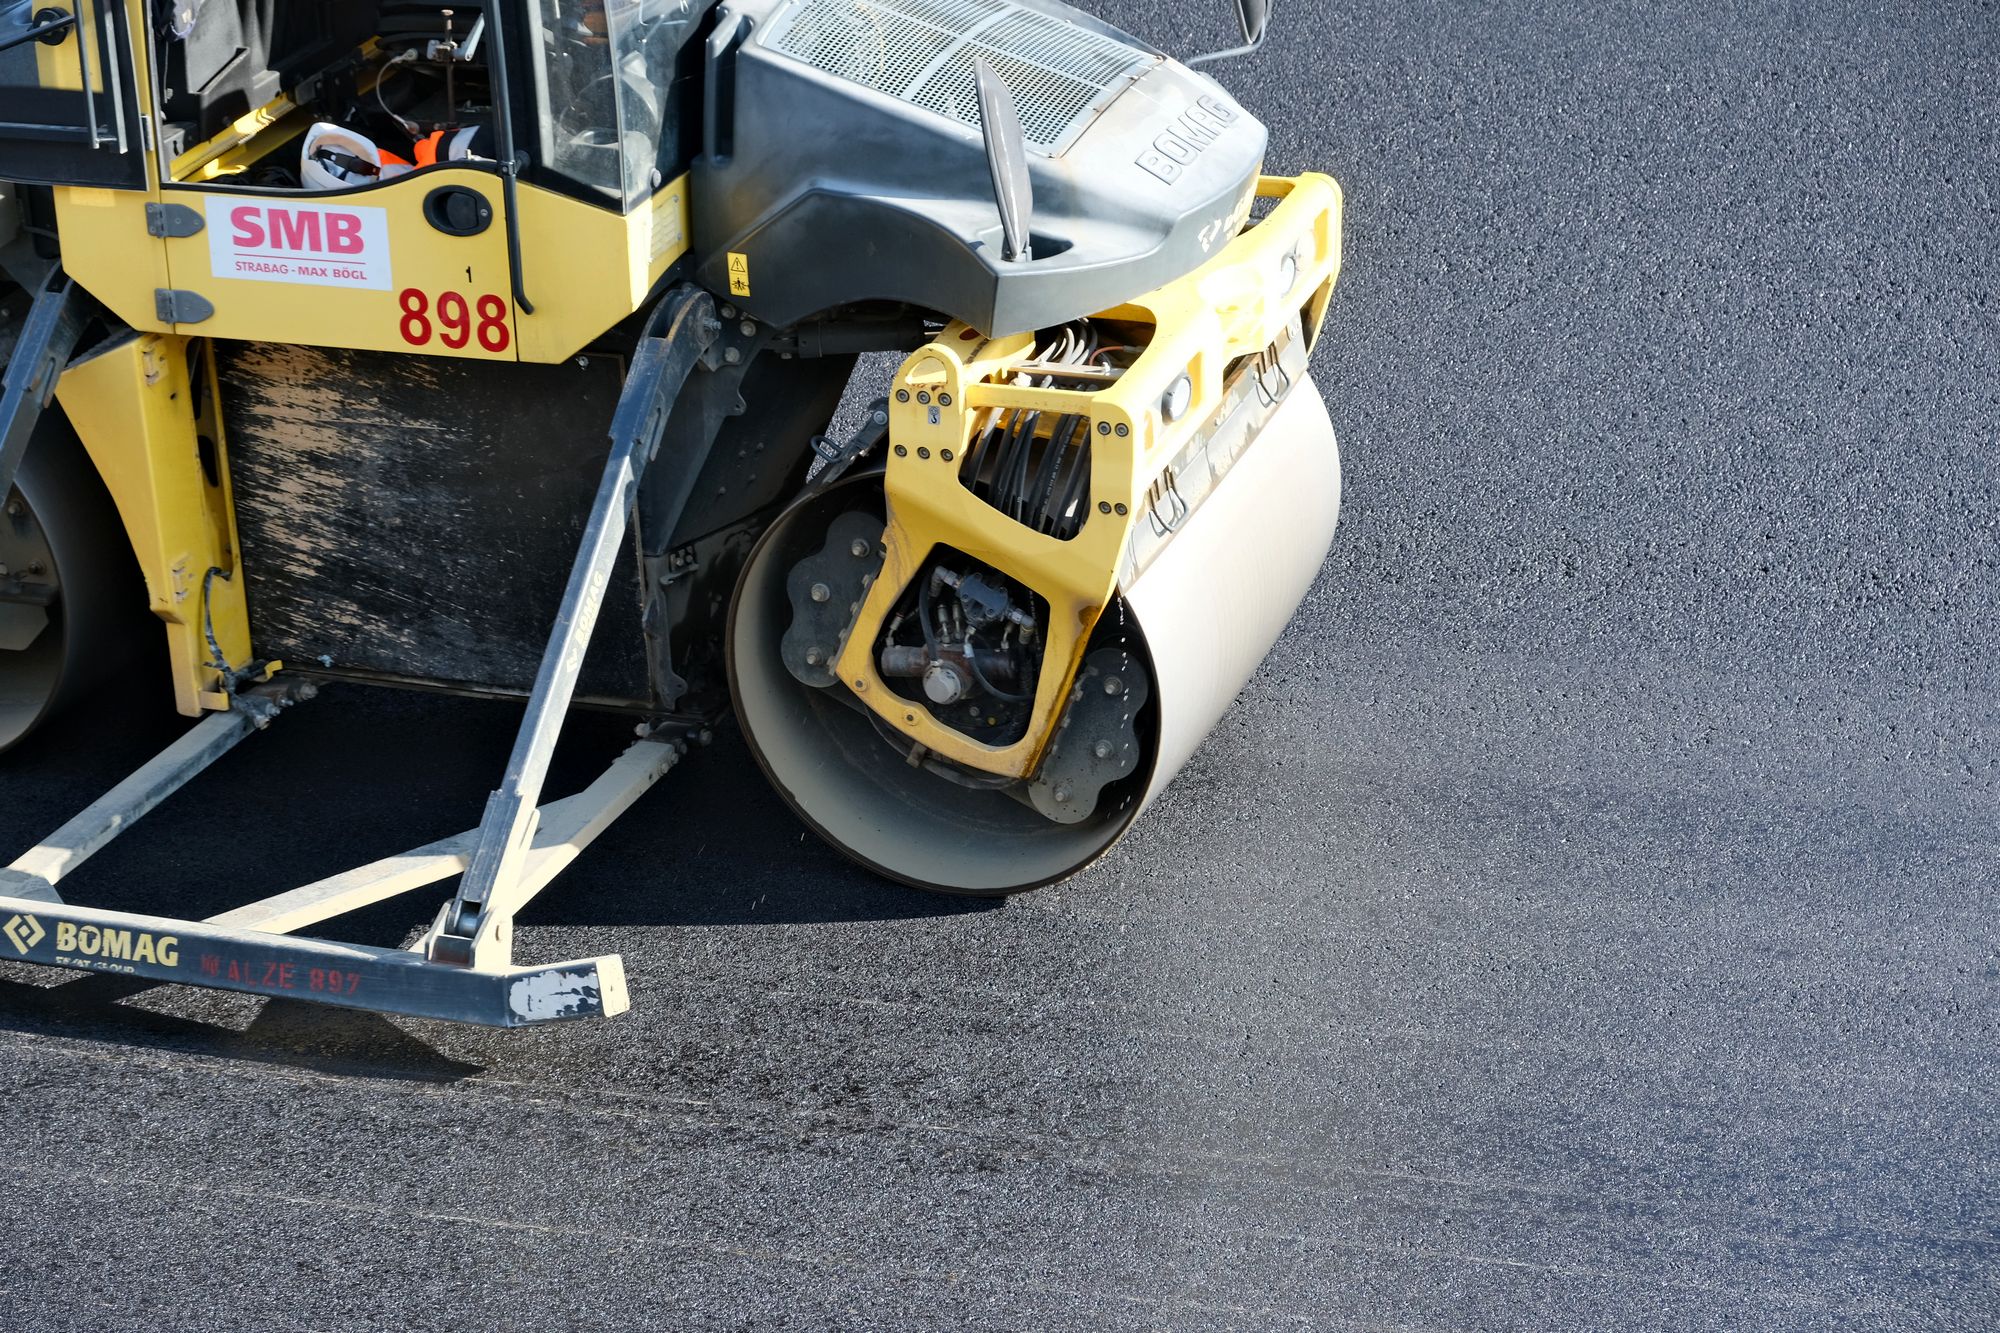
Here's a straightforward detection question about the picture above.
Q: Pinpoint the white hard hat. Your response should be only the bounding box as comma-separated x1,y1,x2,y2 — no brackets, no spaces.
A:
301,122,412,191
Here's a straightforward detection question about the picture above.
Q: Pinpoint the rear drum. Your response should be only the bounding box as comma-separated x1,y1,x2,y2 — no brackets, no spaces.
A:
0,421,144,753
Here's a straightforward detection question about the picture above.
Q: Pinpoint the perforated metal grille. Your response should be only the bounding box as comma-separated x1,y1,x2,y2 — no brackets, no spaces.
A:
767,0,1158,154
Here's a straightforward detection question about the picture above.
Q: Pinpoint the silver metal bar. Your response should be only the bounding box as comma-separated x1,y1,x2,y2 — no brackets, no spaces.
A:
3,709,252,900
0,891,628,1026
73,1,100,149
433,290,717,969
213,738,679,937
0,269,93,507
0,11,75,55
100,0,127,154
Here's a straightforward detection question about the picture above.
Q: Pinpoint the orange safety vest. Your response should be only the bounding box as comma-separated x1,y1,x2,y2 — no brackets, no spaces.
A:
376,132,447,173
412,131,450,167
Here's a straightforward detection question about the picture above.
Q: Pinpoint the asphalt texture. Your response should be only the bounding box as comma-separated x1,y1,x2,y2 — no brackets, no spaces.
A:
2,2,1994,1329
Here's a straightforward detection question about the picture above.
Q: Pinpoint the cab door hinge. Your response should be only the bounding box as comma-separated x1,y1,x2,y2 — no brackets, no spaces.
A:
154,289,214,324
144,202,204,238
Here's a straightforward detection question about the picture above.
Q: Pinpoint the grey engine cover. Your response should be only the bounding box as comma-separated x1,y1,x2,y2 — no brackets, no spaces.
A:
690,0,1268,336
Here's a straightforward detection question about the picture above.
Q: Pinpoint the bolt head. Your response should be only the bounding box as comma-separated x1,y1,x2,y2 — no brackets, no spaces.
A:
809,582,831,603
723,346,743,365
1103,676,1124,696
1093,739,1113,759
805,647,823,666
1053,785,1072,803
850,538,870,557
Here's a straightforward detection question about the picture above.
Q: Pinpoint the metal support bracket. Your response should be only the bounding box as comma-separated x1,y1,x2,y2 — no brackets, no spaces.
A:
0,892,630,1026
804,396,889,493
430,286,720,969
0,682,309,905
0,687,679,1025
0,265,93,502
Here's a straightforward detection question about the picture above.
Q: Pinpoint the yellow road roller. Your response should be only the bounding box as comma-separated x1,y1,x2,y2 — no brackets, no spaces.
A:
0,0,1340,1024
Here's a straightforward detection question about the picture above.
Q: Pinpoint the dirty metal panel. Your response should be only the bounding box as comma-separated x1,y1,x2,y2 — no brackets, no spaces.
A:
217,342,651,703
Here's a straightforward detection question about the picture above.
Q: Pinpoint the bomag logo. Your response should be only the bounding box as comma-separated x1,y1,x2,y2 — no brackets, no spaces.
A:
4,913,45,954
50,921,179,967
1133,94,1242,186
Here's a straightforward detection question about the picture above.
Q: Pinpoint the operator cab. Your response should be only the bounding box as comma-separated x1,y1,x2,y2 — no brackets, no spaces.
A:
150,1,701,208
0,1,703,204
0,1,711,363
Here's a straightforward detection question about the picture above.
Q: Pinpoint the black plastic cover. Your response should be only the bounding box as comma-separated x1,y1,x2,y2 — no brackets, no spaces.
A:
689,0,1267,335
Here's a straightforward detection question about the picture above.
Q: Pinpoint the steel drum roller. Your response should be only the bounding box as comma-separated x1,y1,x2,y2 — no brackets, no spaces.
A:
728,376,1341,894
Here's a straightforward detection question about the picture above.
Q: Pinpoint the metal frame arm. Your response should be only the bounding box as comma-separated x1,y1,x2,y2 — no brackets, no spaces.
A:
0,694,676,1027
0,891,629,1026
1,265,95,501
431,287,721,968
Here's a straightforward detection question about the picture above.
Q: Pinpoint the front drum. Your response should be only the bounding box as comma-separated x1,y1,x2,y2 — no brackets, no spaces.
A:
727,377,1342,895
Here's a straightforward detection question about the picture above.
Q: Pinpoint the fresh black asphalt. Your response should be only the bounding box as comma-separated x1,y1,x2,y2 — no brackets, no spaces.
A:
1,1,1993,1328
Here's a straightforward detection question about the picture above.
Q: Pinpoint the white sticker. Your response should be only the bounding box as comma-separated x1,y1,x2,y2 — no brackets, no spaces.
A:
648,188,685,264
205,197,393,290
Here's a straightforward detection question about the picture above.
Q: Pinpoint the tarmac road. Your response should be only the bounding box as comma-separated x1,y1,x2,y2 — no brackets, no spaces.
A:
2,2,1994,1329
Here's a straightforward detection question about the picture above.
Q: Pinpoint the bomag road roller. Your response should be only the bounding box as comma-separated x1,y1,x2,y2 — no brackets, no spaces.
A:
0,0,1341,1025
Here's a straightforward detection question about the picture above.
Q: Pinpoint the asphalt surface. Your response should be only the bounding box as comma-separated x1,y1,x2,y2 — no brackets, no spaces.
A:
2,2,1994,1329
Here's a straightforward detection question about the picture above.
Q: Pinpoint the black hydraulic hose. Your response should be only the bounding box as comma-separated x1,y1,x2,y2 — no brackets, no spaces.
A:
1055,438,1091,539
963,626,1030,702
1003,410,1040,522
987,412,1020,511
917,567,941,653
989,410,1029,516
1029,413,1079,531
968,422,1000,500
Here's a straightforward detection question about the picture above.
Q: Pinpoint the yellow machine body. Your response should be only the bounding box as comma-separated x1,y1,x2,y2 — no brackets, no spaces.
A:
728,176,1344,891
3,0,1348,923
846,174,1340,779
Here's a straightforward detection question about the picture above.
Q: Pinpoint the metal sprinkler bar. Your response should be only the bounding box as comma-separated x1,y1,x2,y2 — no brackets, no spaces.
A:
0,288,723,1026
0,709,681,1025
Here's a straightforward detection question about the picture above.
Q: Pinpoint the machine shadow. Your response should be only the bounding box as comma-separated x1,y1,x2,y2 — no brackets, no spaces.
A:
517,719,1008,931
0,972,484,1083
0,685,988,1068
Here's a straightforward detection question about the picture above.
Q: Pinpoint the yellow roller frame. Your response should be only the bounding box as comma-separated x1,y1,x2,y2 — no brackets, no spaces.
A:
56,334,254,715
835,172,1345,779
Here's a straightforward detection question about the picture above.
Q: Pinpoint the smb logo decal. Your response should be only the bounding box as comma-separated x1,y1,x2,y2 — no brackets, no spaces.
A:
4,913,44,954
205,198,394,291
